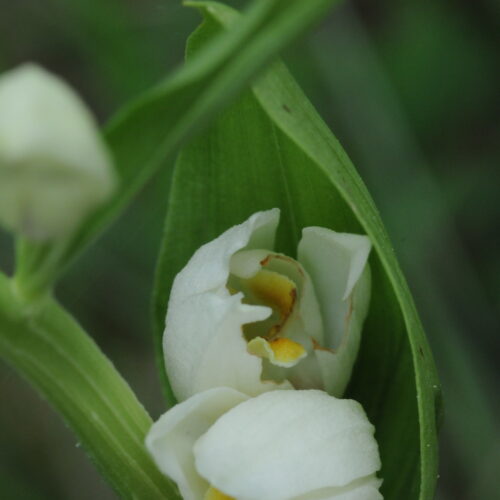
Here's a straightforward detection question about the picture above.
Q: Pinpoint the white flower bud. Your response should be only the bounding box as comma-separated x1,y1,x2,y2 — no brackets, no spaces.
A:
0,63,116,240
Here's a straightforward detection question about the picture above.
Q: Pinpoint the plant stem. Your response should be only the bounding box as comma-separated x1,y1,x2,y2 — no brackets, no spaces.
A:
0,272,179,499
14,237,72,301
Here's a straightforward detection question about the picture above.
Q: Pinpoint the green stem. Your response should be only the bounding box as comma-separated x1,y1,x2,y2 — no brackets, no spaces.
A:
0,272,179,499
14,237,69,301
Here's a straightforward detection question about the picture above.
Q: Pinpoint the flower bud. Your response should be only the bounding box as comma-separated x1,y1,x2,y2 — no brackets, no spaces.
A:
0,63,116,240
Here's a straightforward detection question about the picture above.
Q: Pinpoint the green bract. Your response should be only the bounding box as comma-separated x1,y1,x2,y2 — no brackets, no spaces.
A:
153,3,441,500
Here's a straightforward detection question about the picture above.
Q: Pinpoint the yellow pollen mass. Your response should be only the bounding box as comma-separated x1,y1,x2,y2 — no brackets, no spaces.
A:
247,269,296,320
270,337,306,364
204,486,235,500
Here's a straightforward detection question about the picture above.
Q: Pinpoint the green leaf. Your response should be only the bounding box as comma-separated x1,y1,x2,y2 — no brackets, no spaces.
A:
153,3,441,500
20,0,341,294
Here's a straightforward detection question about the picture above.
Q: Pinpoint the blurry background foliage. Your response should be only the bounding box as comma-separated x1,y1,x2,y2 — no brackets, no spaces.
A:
0,0,498,499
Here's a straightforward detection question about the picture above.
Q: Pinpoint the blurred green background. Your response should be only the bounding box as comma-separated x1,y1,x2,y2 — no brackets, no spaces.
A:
0,0,498,499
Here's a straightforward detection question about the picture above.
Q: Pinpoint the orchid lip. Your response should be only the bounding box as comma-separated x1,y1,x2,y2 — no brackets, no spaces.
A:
228,251,313,371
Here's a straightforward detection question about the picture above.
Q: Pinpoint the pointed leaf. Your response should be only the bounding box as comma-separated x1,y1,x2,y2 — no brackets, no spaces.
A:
48,0,342,278
153,3,441,500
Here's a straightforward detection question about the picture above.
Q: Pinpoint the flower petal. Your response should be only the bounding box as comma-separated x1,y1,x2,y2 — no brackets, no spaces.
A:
168,291,293,400
291,475,383,500
169,209,279,300
298,228,371,396
164,209,293,401
145,387,248,500
194,390,381,500
298,227,371,347
314,266,371,396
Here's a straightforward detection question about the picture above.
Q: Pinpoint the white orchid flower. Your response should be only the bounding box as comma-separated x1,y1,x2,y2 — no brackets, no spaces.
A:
0,63,116,240
146,388,382,500
164,209,371,401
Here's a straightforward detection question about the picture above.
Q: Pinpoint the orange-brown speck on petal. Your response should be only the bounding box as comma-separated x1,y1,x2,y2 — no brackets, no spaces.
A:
261,253,305,277
312,337,335,353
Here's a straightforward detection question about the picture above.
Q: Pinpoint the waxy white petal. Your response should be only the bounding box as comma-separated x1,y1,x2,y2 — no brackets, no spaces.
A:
291,475,382,500
0,64,115,240
315,266,371,396
230,249,270,278
194,390,381,500
164,209,293,401
146,388,248,500
298,228,371,396
169,210,279,299
167,291,292,400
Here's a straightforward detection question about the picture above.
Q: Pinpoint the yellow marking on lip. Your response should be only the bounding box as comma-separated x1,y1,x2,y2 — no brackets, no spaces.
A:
270,337,307,364
204,486,235,500
248,336,307,367
246,269,296,322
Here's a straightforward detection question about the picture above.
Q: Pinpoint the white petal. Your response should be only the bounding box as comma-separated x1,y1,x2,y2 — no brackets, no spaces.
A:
315,266,371,396
298,228,371,396
286,349,324,390
164,209,292,401
230,248,270,278
167,291,292,400
169,209,279,300
291,475,383,500
298,228,371,347
145,387,248,500
194,390,381,500
0,64,115,240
